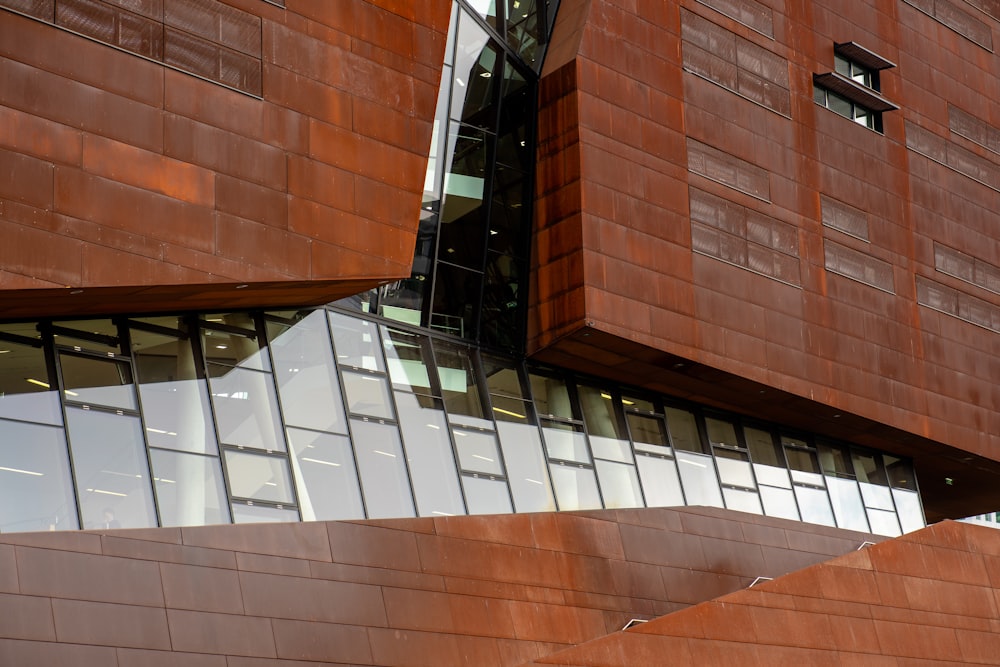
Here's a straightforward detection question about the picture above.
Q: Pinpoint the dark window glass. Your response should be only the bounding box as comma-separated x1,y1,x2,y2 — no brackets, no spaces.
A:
432,341,485,423
744,426,781,467
0,337,61,425
438,123,491,271
852,451,889,486
60,353,137,411
665,407,703,453
481,252,524,349
529,373,574,419
884,455,916,490
430,262,481,340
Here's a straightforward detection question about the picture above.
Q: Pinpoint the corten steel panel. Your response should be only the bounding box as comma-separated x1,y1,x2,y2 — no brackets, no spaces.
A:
518,520,1000,666
0,0,449,319
0,507,880,666
531,0,1000,521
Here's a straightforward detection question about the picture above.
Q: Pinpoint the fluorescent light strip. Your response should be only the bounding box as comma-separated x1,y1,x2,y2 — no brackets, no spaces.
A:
86,488,128,497
373,450,396,458
471,454,494,463
492,407,526,419
0,466,43,476
301,457,341,467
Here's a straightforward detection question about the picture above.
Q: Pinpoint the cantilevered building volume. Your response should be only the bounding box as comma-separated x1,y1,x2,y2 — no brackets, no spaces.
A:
1,0,1000,663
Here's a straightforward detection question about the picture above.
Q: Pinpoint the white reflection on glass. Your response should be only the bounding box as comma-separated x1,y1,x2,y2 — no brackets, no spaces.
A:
825,476,870,532
636,454,685,507
892,488,925,533
760,485,799,520
0,419,77,532
330,313,385,372
66,408,156,529
496,421,556,512
223,450,295,504
453,427,504,475
462,475,512,515
542,422,590,463
351,418,415,519
859,482,895,511
395,392,465,517
59,354,137,410
595,459,643,509
549,462,601,511
0,340,61,425
151,449,230,527
867,508,902,536
723,487,763,514
231,503,299,524
675,451,724,508
715,453,755,488
342,371,395,420
209,365,286,452
793,484,836,526
287,428,365,521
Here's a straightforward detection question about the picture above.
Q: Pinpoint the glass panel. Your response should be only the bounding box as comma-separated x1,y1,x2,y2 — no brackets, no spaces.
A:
268,311,348,434
462,474,512,514
636,454,685,507
329,313,385,371
867,508,902,536
481,354,524,398
628,413,669,451
466,0,499,31
825,476,870,532
506,0,541,65
548,462,602,511
595,459,643,509
66,408,156,529
395,392,466,518
231,503,299,524
829,92,852,117
892,488,925,533
0,337,61,424
377,269,429,328
59,353,137,410
578,385,625,439
675,451,724,507
133,328,218,455
744,426,781,466
451,13,499,126
430,262,482,340
341,371,395,420
859,481,895,511
383,328,436,395
784,443,824,486
666,408,703,453
852,451,889,485
705,418,739,448
496,420,556,512
885,455,917,490
714,449,755,488
488,167,530,255
224,450,295,504
287,428,365,522
753,463,792,489
351,418,415,519
150,449,230,527
453,427,504,475
438,122,490,272
490,394,531,423
541,420,590,463
760,485,799,521
624,396,655,413
52,319,120,353
200,325,269,373
433,341,485,422
208,364,286,452
723,487,762,514
591,437,632,463
817,443,853,477
0,419,77,532
480,254,525,350
529,373,573,419
793,484,835,526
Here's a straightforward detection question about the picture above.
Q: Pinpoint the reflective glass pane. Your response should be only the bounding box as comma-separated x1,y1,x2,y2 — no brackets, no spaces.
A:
549,462,602,511
430,262,481,340
817,443,853,477
208,365,286,452
714,449,755,488
852,451,889,486
744,426,781,466
462,474,512,514
753,463,792,489
329,313,385,371
287,428,365,522
496,420,556,512
867,508,902,536
133,329,218,455
705,418,739,447
0,337,61,424
529,373,573,419
351,418,415,519
675,451,724,507
66,408,156,529
506,0,541,65
383,328,436,395
481,355,524,398
224,450,295,504
490,394,531,423
466,0,499,30
60,353,137,410
341,371,395,420
268,311,348,434
636,454,685,507
481,252,524,349
595,460,643,509
395,392,465,517
760,485,799,521
451,12,499,126
723,487,762,514
859,481,895,511
590,436,633,463
151,449,230,527
666,408,703,453
201,324,270,372
232,503,299,524
378,271,428,328
433,341,485,422
0,419,77,532
825,476,870,532
454,427,503,475
439,123,489,268
885,455,917,490
541,420,590,463
52,319,120,354
628,413,669,451
893,488,925,533
578,385,625,439
488,167,530,255
793,484,835,526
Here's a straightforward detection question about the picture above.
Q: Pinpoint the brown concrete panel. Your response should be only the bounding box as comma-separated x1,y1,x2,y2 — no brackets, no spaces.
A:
51,598,171,649
167,609,277,657
15,546,164,606
160,562,244,614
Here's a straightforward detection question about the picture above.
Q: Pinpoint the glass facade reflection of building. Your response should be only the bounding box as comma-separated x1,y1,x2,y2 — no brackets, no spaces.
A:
0,1,925,537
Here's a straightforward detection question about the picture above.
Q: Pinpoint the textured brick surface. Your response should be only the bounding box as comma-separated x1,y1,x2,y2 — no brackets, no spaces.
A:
0,507,877,666
0,0,447,318
531,0,1000,522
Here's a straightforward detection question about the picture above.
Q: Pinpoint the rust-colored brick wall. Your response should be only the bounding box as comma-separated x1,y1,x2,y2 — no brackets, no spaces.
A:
531,0,1000,518
0,507,877,665
0,0,449,318
522,519,1000,665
